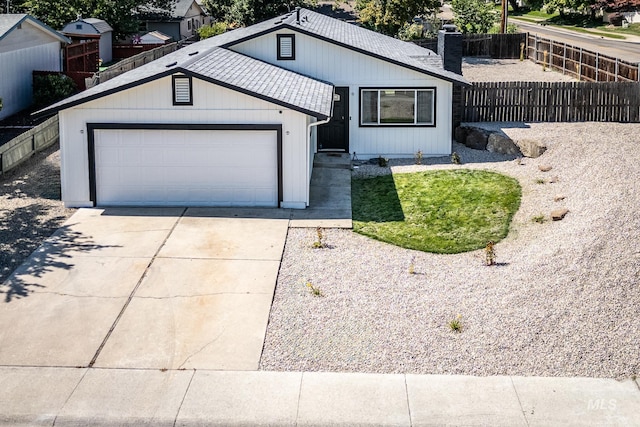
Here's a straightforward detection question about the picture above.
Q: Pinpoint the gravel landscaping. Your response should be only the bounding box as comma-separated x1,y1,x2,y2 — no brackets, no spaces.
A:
260,122,640,379
462,57,576,82
0,145,75,285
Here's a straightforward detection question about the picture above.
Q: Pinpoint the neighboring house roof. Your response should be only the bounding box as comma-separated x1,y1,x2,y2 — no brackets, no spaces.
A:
36,45,334,119
0,14,71,44
81,18,113,34
140,30,172,43
139,0,205,20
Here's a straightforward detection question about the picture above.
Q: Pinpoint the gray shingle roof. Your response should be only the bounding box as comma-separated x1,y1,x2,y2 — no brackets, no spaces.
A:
36,45,334,119
0,14,70,43
82,18,113,34
219,8,469,85
36,7,468,117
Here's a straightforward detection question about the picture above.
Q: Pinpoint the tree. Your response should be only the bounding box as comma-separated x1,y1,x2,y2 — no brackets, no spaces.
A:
14,0,176,39
200,0,315,26
451,0,498,33
356,0,441,36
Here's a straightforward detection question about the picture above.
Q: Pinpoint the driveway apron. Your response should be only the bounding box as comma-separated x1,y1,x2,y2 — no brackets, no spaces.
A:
0,207,289,371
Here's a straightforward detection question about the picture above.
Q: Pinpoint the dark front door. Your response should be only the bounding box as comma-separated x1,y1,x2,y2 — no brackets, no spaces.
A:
318,86,349,152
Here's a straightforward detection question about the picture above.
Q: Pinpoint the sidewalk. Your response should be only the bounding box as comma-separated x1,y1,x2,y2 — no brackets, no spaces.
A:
2,367,639,426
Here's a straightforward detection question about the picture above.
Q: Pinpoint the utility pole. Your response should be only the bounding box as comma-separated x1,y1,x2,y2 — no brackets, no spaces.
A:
500,0,508,33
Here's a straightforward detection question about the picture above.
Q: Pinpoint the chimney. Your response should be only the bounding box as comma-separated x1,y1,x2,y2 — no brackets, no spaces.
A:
438,24,463,75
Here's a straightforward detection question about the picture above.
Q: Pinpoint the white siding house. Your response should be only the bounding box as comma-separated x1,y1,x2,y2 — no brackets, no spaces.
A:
37,8,468,209
0,14,70,120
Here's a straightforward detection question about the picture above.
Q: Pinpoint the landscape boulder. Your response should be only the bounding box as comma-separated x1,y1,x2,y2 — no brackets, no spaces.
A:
551,208,569,221
516,139,547,158
465,128,489,150
454,126,468,144
487,133,521,156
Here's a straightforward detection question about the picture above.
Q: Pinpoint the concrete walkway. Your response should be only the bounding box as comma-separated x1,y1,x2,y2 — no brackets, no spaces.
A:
2,367,639,426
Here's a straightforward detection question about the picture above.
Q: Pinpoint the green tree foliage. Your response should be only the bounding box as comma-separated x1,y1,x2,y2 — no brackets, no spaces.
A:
198,21,229,38
356,0,440,36
15,0,175,39
451,0,498,33
32,74,76,108
200,0,315,26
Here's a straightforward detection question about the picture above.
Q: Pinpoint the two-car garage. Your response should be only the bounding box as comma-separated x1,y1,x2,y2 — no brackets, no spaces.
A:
88,124,282,207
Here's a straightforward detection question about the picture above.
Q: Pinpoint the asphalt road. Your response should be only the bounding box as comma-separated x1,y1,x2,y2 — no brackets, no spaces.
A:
513,19,640,63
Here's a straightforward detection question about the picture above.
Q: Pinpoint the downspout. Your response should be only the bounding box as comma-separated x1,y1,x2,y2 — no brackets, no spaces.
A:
305,115,331,206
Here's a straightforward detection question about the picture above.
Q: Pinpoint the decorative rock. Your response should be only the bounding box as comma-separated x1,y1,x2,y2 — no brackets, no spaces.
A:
487,133,522,156
550,175,559,183
465,128,489,150
454,126,468,144
516,139,547,158
538,165,553,172
554,195,566,202
551,208,569,221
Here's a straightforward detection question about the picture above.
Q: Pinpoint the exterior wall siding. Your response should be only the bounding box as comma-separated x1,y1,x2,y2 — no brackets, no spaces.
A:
59,76,310,207
231,30,454,158
0,41,62,120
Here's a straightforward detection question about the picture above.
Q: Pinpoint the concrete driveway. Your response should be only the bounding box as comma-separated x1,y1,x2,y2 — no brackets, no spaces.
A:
0,207,290,370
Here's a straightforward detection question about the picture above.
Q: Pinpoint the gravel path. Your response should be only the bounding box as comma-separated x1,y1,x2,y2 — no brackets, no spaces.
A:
462,57,576,82
0,145,75,285
260,122,640,379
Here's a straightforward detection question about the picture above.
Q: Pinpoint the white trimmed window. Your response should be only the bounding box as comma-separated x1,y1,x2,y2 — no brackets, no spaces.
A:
277,34,295,60
360,88,436,126
172,75,193,105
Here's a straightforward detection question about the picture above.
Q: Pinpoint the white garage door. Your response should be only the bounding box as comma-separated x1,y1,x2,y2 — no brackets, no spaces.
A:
94,129,278,207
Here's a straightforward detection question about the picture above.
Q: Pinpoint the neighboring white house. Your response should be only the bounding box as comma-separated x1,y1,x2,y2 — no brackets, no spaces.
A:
61,17,114,63
37,8,468,209
0,14,70,120
140,0,212,42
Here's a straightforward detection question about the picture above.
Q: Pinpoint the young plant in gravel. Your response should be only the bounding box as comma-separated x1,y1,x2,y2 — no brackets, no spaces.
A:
378,156,389,167
306,281,324,297
451,152,461,164
535,178,546,184
532,214,547,224
415,150,423,165
408,256,416,274
449,314,463,333
312,227,326,249
485,241,496,266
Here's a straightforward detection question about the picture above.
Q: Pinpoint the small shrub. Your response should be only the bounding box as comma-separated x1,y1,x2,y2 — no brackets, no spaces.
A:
33,74,76,108
449,314,463,332
415,150,423,165
378,156,389,167
485,241,496,266
532,214,547,223
198,21,229,39
306,281,323,297
312,227,326,249
535,178,546,184
451,152,461,164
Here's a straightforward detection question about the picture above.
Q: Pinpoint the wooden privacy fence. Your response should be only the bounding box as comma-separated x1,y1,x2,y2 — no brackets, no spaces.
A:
86,43,177,88
527,34,639,82
461,81,640,122
0,115,59,175
413,33,526,58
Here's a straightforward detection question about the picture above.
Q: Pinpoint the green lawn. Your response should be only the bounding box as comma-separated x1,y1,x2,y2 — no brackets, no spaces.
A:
352,169,522,254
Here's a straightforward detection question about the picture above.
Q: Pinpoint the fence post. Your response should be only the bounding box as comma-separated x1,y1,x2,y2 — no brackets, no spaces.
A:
615,58,619,82
563,43,566,75
596,52,599,81
579,48,582,81
534,34,538,63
